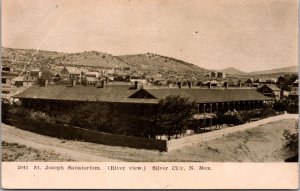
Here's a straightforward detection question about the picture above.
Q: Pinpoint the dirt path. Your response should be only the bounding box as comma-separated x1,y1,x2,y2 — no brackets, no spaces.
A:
168,114,299,151
2,114,298,162
1,124,121,162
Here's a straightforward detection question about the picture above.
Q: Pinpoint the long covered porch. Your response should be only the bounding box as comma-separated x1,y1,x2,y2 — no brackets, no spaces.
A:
196,100,266,114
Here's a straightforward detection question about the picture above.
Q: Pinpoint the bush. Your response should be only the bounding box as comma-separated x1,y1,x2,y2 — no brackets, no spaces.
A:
10,107,31,118
260,108,276,117
282,127,298,154
273,99,298,114
54,114,72,125
31,111,52,122
217,113,244,125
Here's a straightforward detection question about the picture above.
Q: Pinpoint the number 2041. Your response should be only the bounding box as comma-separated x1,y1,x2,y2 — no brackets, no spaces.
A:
17,165,28,170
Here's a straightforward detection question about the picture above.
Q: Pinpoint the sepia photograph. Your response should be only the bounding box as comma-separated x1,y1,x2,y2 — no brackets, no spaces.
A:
1,0,299,189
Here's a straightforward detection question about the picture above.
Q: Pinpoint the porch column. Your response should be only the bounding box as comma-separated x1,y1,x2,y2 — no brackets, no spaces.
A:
221,103,224,113
209,103,212,113
216,103,219,113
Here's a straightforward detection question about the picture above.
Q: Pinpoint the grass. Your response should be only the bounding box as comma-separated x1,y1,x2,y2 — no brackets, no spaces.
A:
2,141,74,162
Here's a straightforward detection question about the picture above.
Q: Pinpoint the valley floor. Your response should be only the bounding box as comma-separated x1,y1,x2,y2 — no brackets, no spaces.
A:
2,117,298,162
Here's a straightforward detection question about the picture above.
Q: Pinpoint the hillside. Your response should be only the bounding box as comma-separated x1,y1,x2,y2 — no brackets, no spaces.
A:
218,67,246,75
2,48,209,80
248,65,298,75
117,53,209,79
2,47,130,69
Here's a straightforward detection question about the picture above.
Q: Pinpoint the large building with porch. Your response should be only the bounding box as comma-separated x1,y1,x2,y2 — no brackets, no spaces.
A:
13,83,274,132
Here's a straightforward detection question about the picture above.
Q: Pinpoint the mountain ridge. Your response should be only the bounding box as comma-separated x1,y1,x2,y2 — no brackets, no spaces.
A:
2,47,297,79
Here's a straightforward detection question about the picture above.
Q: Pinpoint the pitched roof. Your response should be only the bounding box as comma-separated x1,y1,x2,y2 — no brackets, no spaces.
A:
62,67,87,74
131,88,274,103
261,84,281,91
13,84,157,104
13,85,274,104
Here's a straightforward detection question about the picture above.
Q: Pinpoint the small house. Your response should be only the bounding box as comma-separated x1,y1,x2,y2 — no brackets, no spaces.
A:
258,84,281,99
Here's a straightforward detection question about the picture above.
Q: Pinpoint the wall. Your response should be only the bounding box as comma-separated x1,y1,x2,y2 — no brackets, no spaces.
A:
4,117,167,151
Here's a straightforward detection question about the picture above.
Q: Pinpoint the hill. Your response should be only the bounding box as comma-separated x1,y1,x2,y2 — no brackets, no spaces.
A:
218,67,246,75
117,53,209,79
2,47,130,69
2,48,209,80
248,65,298,75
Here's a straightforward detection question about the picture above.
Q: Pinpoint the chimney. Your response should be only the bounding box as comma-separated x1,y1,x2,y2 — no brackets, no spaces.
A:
134,81,139,89
177,81,182,89
187,81,192,89
208,82,211,89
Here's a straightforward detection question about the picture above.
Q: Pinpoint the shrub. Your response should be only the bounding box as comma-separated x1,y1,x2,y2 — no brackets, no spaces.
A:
10,107,31,118
260,108,276,117
54,114,72,125
31,111,52,122
273,99,298,114
282,126,298,154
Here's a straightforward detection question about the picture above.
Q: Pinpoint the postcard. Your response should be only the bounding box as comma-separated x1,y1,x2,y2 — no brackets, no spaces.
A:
1,0,298,189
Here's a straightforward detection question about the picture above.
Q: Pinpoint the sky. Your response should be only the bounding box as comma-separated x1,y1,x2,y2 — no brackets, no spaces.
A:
2,0,298,72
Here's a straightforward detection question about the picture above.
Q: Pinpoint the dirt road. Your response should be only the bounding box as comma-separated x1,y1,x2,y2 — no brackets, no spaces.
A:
168,113,299,151
2,124,121,162
2,114,298,162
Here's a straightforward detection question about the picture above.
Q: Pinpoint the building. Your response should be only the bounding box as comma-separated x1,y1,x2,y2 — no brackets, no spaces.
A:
130,79,148,85
290,79,298,98
2,77,11,85
206,72,226,78
203,80,223,88
210,72,217,78
2,66,13,72
13,83,274,132
217,72,226,78
11,76,35,87
258,84,281,99
29,68,42,79
60,66,85,83
14,83,273,112
85,72,100,84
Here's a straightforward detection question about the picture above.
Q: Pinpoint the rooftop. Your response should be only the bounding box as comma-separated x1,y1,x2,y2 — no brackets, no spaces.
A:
14,84,274,104
261,84,281,91
130,88,274,103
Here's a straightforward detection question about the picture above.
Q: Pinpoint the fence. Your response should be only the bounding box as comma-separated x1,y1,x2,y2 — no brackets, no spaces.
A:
4,117,167,151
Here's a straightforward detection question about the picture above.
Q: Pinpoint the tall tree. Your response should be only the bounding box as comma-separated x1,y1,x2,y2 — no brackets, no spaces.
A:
155,95,196,139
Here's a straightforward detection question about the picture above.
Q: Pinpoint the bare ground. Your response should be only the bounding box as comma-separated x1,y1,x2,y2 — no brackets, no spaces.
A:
2,141,74,162
1,118,297,162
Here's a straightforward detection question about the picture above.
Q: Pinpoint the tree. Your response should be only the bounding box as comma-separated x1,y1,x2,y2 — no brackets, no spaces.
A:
37,67,54,86
70,102,111,132
155,95,196,140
